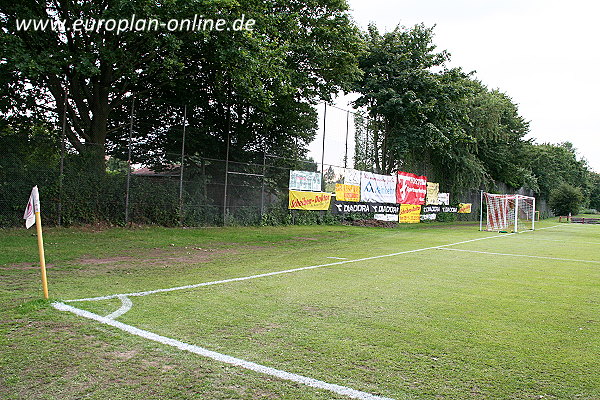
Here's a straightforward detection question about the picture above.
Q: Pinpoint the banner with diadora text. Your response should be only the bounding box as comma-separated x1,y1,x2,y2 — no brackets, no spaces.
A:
399,204,422,223
330,201,399,215
288,190,331,210
335,183,360,202
396,171,427,205
360,172,397,203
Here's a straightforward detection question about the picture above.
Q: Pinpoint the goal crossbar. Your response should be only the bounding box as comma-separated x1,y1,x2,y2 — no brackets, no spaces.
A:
480,192,536,232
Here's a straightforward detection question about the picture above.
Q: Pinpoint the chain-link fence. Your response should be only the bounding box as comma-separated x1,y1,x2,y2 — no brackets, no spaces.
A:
0,149,339,228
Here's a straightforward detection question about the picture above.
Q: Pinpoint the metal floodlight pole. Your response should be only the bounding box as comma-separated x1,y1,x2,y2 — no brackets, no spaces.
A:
344,110,349,168
179,105,187,225
321,102,327,190
125,95,135,225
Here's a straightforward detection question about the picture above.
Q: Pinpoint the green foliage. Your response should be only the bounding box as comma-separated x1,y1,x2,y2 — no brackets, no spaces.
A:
436,212,457,222
352,25,532,194
1,0,363,170
548,182,584,216
526,142,591,201
588,172,600,210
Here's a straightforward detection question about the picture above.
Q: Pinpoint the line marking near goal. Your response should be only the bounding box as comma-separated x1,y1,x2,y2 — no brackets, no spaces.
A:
438,248,600,264
515,237,600,245
52,302,395,400
327,256,348,260
65,229,547,303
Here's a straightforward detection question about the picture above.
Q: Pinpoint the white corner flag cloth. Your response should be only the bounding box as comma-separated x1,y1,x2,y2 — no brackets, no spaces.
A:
23,186,40,229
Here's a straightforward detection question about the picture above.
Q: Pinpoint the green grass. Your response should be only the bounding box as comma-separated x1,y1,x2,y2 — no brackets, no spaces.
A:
1,220,599,399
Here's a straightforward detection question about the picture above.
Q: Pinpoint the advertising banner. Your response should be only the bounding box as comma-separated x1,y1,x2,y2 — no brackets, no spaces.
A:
344,168,361,186
374,214,398,222
420,205,457,214
420,213,437,221
331,201,399,215
335,184,360,202
421,205,441,214
426,182,440,205
323,167,362,192
288,190,331,210
396,171,427,205
289,170,321,192
360,172,397,203
399,204,422,223
458,203,472,214
438,192,450,205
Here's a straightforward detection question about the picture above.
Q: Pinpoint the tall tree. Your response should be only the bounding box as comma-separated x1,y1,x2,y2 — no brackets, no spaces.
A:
353,24,535,194
0,0,362,170
525,142,591,200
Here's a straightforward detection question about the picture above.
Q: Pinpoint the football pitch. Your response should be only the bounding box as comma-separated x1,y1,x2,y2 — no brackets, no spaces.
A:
2,220,599,399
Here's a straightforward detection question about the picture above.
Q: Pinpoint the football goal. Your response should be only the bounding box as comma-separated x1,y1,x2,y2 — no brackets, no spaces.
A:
480,192,536,232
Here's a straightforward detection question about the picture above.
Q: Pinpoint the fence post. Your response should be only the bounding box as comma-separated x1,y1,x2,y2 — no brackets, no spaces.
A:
179,105,187,226
223,104,231,226
260,150,266,218
125,95,135,225
58,88,67,226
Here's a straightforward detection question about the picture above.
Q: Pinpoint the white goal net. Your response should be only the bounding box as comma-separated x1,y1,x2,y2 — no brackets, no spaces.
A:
481,193,536,232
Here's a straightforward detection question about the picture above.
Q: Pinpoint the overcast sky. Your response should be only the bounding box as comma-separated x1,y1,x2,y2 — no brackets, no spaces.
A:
310,0,600,173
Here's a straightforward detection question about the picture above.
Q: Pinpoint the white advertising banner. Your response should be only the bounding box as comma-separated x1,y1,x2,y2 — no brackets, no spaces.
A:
360,172,397,203
438,192,450,205
289,170,322,192
344,168,361,186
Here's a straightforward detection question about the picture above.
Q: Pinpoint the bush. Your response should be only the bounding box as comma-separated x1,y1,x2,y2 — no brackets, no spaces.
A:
548,182,584,216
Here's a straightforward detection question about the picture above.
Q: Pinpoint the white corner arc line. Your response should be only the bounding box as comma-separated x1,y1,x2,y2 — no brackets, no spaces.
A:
438,248,600,264
105,295,133,320
52,302,394,400
65,227,562,303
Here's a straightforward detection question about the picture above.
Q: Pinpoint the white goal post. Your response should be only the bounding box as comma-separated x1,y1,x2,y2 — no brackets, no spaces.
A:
479,192,536,232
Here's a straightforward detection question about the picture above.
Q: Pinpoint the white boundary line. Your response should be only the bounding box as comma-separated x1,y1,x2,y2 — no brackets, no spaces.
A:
66,229,551,303
52,302,395,400
105,295,133,319
513,237,600,245
438,248,600,264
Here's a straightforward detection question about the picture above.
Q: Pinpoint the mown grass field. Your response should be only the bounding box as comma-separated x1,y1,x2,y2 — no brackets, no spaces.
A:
1,219,599,400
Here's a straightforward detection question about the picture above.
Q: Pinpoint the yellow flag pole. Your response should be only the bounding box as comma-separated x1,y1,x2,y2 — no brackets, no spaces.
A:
34,211,49,299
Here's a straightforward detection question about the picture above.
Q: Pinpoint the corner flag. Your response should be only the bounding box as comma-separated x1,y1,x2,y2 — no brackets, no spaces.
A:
24,186,40,229
23,186,48,299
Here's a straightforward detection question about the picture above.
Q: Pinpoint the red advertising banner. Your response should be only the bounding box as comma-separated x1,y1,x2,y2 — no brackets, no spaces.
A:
396,171,427,205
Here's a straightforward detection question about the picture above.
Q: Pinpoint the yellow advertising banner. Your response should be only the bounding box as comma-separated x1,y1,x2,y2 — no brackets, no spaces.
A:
458,203,472,214
288,190,332,210
335,184,360,202
399,204,421,223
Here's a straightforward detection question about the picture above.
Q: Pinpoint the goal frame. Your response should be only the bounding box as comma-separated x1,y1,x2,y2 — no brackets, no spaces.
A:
479,191,536,233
